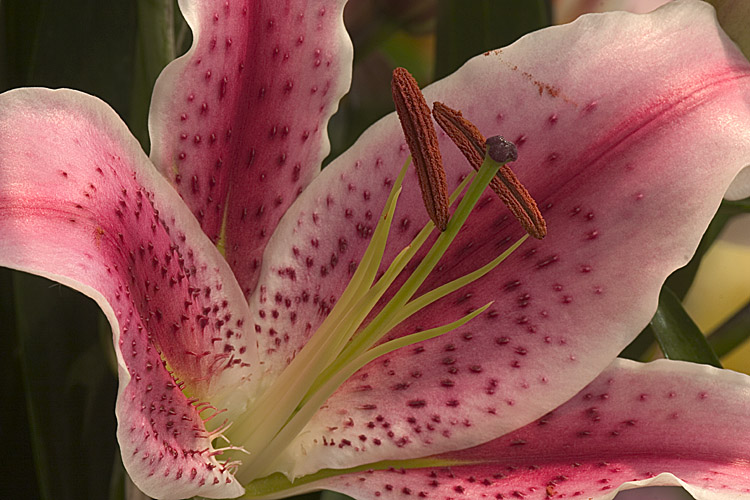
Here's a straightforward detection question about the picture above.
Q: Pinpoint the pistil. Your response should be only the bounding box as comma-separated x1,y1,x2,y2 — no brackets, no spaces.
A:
234,152,526,483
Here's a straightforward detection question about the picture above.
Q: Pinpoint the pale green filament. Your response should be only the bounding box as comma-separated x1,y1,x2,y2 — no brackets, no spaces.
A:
245,303,492,480
300,233,527,410
325,153,507,370
229,154,526,483
229,158,411,448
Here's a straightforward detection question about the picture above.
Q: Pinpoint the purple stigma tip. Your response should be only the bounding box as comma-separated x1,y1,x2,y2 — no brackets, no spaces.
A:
486,136,518,164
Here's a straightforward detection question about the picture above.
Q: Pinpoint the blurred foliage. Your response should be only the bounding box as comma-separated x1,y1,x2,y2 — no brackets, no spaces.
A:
667,198,750,300
1,1,748,499
1,1,137,498
709,298,750,358
708,0,750,59
649,288,723,368
131,0,177,150
327,0,438,164
434,0,550,79
623,196,750,362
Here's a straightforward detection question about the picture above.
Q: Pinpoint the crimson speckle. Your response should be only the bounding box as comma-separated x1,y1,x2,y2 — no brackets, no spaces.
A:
536,255,559,269
584,100,598,112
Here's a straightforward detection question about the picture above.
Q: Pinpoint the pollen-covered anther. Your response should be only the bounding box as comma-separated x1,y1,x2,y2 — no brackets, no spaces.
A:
392,67,450,231
433,101,546,239
433,101,486,169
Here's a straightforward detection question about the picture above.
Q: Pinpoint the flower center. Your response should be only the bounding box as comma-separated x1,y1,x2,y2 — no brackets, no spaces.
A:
224,152,527,484
218,68,545,486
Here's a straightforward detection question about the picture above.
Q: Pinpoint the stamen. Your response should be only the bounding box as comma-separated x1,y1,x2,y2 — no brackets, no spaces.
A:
488,136,546,240
235,155,529,482
432,101,486,168
227,98,543,482
392,67,450,231
433,101,547,239
246,302,495,480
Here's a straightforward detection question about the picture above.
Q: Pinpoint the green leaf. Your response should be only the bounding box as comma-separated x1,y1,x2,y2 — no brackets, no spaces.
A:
0,270,42,499
617,326,656,361
649,287,722,368
629,196,750,360
666,196,750,299
666,210,732,299
434,0,550,80
14,273,118,500
0,0,137,117
131,0,176,151
707,299,750,358
2,3,138,497
320,491,355,500
722,196,750,213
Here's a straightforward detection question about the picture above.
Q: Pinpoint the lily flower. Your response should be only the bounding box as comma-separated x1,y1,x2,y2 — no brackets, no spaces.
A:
1,1,750,499
552,0,670,24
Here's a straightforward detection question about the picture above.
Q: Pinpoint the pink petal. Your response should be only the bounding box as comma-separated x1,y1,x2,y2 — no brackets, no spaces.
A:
149,0,353,296
552,0,670,24
0,88,255,499
245,1,750,477
307,359,750,499
614,487,695,500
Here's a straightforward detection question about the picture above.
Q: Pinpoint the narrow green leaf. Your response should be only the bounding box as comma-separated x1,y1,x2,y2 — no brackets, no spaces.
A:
0,0,43,90
649,287,722,368
320,491,355,500
14,273,118,500
707,299,750,357
131,0,176,150
0,270,42,499
638,196,750,360
617,326,656,361
666,211,732,299
722,196,750,213
434,0,550,80
0,0,137,116
666,197,750,299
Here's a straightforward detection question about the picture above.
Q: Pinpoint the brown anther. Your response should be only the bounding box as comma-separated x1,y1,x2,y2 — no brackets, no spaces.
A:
392,67,450,231
493,156,547,239
433,101,485,170
433,102,547,239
